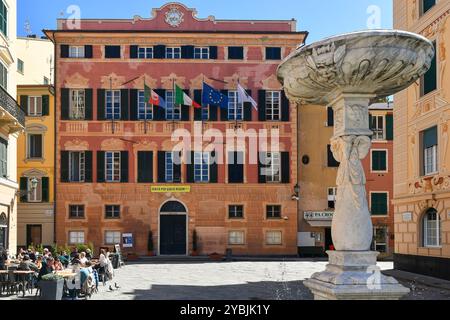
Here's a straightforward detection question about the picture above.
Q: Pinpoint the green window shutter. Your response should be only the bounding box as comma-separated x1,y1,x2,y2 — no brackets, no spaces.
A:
42,95,50,116
372,151,387,171
20,95,28,116
41,177,49,202
371,193,388,216
386,114,393,140
20,177,28,203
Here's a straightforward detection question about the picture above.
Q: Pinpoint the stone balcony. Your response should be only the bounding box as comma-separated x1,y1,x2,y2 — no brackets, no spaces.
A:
0,86,25,133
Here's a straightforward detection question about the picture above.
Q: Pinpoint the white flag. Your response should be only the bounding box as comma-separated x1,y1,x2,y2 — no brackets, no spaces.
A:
237,84,258,111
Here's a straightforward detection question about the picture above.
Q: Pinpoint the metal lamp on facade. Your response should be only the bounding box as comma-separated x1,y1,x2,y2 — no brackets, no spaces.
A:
292,183,300,201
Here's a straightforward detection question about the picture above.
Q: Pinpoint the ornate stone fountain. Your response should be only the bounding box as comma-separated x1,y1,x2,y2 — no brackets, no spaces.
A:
277,30,435,300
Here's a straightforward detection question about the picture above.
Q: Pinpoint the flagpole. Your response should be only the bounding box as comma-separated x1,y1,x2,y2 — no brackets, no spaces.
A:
144,78,148,134
172,78,176,131
202,76,206,135
235,78,240,131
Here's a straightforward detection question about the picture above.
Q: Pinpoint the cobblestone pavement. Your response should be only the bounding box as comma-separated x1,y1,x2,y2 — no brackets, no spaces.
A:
2,261,450,300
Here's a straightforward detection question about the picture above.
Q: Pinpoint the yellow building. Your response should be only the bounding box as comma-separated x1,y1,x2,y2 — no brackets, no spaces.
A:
16,85,55,248
393,0,450,280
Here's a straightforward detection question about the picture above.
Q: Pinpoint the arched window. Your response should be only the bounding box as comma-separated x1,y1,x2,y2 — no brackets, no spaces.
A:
423,208,441,247
160,201,187,213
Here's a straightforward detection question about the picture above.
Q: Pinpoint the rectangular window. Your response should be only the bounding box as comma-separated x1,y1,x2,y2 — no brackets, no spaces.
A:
421,41,437,96
70,89,85,120
69,205,85,219
69,151,85,182
17,59,24,74
138,90,153,120
266,205,281,219
266,231,282,245
0,1,7,37
165,152,174,183
265,91,281,121
228,91,243,121
266,47,282,60
373,227,387,253
105,90,121,120
105,205,120,219
69,46,85,58
229,205,244,219
328,187,337,209
138,47,153,59
194,47,209,59
371,193,388,216
194,152,210,183
420,0,436,16
27,134,43,159
165,90,181,120
372,150,387,172
69,231,85,244
105,231,121,245
0,62,7,90
0,138,7,178
166,47,181,59
265,152,281,183
327,145,339,167
422,126,438,176
28,96,43,117
327,106,334,126
105,151,121,182
105,45,121,58
228,47,244,60
228,231,245,245
370,115,385,140
27,177,42,203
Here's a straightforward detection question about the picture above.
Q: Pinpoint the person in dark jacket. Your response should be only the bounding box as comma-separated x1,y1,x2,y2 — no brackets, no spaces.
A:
18,255,39,272
0,248,7,270
37,257,55,280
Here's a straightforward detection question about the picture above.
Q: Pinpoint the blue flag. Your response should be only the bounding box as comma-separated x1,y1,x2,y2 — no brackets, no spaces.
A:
202,82,229,109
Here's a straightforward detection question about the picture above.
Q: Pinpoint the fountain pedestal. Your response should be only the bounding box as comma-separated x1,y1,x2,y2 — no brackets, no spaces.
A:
277,30,435,300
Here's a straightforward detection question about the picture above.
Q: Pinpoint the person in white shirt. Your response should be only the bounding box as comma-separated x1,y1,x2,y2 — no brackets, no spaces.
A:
79,252,88,266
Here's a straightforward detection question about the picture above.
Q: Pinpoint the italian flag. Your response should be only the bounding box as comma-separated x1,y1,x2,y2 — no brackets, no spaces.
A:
175,84,201,109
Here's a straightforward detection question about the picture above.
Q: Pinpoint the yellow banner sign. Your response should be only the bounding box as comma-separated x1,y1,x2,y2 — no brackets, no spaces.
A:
151,186,191,193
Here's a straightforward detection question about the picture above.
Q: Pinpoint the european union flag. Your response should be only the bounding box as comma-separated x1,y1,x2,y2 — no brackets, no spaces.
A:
202,82,229,109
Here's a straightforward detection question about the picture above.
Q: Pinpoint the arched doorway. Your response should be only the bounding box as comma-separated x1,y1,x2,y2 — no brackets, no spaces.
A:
159,200,187,255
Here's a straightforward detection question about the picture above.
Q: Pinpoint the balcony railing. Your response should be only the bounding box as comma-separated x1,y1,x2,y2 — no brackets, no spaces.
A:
0,85,25,127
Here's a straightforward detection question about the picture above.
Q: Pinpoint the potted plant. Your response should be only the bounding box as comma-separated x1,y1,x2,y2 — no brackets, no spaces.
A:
192,230,198,256
147,231,155,256
39,274,64,300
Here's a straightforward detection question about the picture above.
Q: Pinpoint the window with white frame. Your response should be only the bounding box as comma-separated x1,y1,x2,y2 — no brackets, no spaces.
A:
228,205,244,219
69,205,84,219
373,227,387,253
105,152,121,182
27,177,42,202
228,231,245,245
266,91,281,121
227,91,243,121
422,126,438,176
166,47,181,59
370,115,385,140
70,89,85,120
423,208,441,247
194,152,209,183
165,90,180,120
138,47,153,59
165,152,174,183
28,96,43,117
69,151,85,182
0,62,7,90
0,138,7,178
105,205,120,219
69,46,85,58
266,152,281,183
194,47,209,59
266,205,282,219
105,90,121,120
0,1,7,37
328,187,337,209
105,231,121,245
27,134,43,159
138,90,153,120
266,231,282,245
69,231,85,244
17,59,24,74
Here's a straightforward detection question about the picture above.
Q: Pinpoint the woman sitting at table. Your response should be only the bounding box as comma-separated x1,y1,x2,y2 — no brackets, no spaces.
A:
53,257,64,271
85,248,92,261
37,257,55,281
79,252,88,266
35,256,43,269
58,252,69,268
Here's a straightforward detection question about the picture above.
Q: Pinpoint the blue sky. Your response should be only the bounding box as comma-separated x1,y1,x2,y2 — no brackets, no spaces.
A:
18,0,393,43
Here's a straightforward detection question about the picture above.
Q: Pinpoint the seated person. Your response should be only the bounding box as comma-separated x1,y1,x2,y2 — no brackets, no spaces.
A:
53,257,64,271
58,253,69,268
79,252,88,266
35,256,43,269
0,248,8,270
18,255,39,272
27,249,36,262
38,257,55,281
85,249,93,261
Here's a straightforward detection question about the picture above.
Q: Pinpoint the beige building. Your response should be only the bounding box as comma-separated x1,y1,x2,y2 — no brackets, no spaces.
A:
0,0,24,256
16,36,53,85
393,0,450,280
